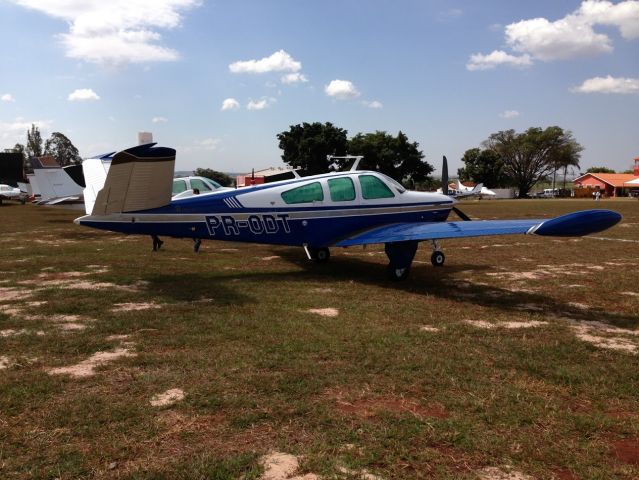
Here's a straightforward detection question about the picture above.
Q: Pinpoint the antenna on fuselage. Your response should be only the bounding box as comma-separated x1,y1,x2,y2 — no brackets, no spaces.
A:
326,155,364,172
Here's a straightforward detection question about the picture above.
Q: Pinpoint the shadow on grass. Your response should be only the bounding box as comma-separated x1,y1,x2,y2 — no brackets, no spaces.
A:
141,273,254,306
267,247,639,329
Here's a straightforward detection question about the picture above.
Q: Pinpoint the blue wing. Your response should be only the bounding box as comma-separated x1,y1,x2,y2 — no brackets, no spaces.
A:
334,209,621,247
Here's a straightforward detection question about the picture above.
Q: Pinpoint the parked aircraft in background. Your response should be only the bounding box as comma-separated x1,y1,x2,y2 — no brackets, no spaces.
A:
31,157,84,205
456,180,496,197
75,144,622,280
172,176,233,199
0,184,24,204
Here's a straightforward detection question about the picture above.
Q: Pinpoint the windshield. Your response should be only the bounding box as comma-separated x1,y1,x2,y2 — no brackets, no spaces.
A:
202,177,222,189
378,173,406,194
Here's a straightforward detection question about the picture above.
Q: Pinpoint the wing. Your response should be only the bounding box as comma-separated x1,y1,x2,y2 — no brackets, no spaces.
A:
334,209,621,247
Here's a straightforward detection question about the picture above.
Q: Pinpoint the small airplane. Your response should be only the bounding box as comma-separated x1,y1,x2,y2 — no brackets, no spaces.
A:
74,144,621,280
30,156,84,205
0,184,25,204
455,180,496,197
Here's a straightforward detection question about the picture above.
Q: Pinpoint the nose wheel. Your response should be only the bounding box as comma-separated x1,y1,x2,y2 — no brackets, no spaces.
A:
431,250,445,267
305,246,331,263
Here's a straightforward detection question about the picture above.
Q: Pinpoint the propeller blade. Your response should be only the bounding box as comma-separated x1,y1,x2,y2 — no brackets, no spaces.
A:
452,206,472,221
442,156,449,196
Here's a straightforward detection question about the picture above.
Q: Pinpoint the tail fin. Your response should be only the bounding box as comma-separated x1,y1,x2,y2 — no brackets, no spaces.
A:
90,144,175,215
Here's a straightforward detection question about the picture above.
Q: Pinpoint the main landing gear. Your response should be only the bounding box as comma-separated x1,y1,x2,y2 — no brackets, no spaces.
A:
305,246,331,263
384,240,446,280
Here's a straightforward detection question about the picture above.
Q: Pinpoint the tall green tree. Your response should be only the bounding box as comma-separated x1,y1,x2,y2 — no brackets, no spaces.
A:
457,147,510,187
277,122,348,175
193,168,233,187
347,131,432,183
483,127,583,198
44,132,81,166
26,124,43,158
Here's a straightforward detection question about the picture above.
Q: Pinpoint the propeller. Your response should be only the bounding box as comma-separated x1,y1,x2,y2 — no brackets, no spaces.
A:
441,155,448,196
442,155,472,221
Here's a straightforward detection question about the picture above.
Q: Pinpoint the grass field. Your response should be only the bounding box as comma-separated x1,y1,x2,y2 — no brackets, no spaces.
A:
1,199,638,479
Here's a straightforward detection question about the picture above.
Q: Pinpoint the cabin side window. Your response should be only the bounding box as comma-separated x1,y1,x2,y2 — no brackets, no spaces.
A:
358,175,394,199
281,182,324,204
172,179,187,194
190,178,212,192
328,177,356,201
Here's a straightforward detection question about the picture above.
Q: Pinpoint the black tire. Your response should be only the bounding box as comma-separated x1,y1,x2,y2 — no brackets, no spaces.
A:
387,264,411,281
313,247,330,263
431,251,445,267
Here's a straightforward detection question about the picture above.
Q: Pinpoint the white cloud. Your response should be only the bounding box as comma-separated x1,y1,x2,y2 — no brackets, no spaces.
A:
1,94,15,102
437,8,462,21
199,138,221,150
0,118,52,146
229,50,301,74
247,97,276,110
499,110,520,118
470,1,639,69
221,98,240,111
572,75,639,94
281,72,308,84
325,79,360,100
9,0,200,65
363,100,383,109
152,116,168,123
68,88,100,101
466,50,532,71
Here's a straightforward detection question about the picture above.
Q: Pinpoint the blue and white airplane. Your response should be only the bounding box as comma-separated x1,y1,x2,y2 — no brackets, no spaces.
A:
74,144,621,280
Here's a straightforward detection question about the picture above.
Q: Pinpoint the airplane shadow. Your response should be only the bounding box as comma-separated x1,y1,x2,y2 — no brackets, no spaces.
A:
263,247,639,330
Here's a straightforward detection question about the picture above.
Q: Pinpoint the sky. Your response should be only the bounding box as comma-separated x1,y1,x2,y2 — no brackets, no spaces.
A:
0,0,638,175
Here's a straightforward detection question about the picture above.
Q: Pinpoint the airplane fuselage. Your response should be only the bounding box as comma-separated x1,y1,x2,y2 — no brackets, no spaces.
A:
76,171,455,248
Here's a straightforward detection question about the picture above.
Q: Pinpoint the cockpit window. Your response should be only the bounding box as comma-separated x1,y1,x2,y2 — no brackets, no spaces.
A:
380,173,406,194
172,179,187,194
328,177,356,201
359,175,395,199
281,182,324,204
190,178,212,192
202,177,222,189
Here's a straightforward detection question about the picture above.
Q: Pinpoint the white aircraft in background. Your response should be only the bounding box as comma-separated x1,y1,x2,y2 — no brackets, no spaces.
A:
31,156,84,205
0,184,24,204
456,180,496,197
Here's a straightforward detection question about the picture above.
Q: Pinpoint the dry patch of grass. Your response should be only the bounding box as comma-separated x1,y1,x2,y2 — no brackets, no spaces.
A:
48,346,136,378
150,388,186,407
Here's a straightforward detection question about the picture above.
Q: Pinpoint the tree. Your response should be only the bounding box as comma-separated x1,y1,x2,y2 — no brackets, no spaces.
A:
483,127,583,198
457,147,510,187
12,143,28,175
277,122,348,175
44,132,81,166
193,168,233,187
347,131,433,183
586,166,615,174
26,124,43,159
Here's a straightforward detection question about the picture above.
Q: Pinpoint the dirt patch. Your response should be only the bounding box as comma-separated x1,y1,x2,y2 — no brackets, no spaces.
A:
111,302,162,312
261,256,281,261
150,388,185,407
0,287,32,302
57,323,87,331
311,288,333,293
567,302,589,310
1,329,44,337
464,320,547,330
621,291,639,297
477,466,533,480
0,356,10,370
419,325,440,332
48,347,136,378
306,308,339,318
610,438,639,465
571,325,637,354
106,334,131,341
259,451,319,480
337,466,383,480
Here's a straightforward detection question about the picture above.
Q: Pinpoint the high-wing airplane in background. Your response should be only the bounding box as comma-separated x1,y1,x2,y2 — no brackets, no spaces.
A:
74,144,621,280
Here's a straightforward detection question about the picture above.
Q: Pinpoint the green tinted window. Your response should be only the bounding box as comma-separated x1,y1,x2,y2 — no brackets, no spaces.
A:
281,182,324,204
172,179,187,194
328,177,356,201
359,175,394,199
190,178,212,191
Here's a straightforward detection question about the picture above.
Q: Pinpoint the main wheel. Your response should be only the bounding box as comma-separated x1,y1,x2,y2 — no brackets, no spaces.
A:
311,247,330,263
387,265,411,281
431,251,445,267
